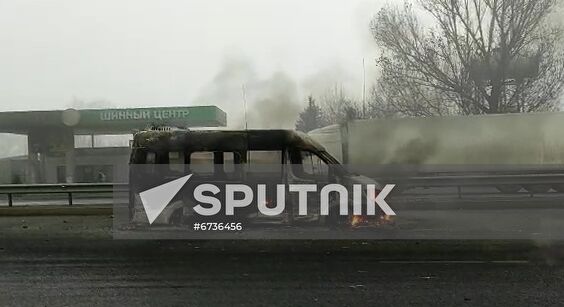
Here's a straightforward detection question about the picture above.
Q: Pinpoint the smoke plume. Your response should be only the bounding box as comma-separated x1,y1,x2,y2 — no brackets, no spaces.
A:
194,55,301,129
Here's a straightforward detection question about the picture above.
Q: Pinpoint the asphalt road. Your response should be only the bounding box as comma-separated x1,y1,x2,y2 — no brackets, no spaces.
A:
0,237,564,306
1,191,564,306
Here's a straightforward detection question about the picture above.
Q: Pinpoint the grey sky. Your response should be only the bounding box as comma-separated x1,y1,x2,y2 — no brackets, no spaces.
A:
0,0,385,113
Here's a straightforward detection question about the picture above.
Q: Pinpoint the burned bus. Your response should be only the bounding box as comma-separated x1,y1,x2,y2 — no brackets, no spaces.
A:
128,128,385,227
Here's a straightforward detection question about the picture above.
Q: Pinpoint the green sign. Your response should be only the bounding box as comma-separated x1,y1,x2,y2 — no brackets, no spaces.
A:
77,106,226,130
0,106,226,135
98,108,190,121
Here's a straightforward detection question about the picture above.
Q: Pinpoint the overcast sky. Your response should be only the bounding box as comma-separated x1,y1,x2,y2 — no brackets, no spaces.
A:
0,0,385,113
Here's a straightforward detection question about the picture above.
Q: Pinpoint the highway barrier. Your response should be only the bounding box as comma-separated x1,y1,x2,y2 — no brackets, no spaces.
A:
1,172,564,208
0,183,128,207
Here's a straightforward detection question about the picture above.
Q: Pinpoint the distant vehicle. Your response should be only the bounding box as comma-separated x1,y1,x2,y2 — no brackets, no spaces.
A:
128,128,382,226
309,112,564,194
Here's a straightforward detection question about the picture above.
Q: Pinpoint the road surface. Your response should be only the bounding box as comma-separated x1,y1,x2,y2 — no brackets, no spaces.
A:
1,236,564,306
1,191,564,306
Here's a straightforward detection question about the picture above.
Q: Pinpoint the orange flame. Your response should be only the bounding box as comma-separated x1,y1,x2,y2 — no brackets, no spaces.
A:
351,215,369,227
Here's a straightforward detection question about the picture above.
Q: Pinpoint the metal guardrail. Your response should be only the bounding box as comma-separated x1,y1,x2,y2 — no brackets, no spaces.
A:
1,172,564,207
383,173,564,198
0,183,128,207
389,173,564,187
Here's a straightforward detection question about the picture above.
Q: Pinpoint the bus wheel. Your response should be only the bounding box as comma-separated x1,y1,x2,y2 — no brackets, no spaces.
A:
523,185,552,194
496,185,522,194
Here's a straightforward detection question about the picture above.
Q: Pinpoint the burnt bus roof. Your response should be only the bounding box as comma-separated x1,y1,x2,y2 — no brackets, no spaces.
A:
132,129,326,152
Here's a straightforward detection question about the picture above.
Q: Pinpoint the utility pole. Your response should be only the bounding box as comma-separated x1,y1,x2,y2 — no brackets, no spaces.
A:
362,58,367,118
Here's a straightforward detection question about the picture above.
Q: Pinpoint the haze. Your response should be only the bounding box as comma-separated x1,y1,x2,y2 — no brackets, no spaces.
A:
0,0,384,119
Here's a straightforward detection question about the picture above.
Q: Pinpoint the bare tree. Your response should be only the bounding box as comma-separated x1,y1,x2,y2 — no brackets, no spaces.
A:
366,85,404,118
320,85,364,124
370,0,564,116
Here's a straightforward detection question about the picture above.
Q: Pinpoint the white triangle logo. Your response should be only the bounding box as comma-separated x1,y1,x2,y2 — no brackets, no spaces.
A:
139,174,193,224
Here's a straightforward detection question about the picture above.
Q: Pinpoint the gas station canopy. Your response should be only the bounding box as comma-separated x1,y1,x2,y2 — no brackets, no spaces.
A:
0,106,227,134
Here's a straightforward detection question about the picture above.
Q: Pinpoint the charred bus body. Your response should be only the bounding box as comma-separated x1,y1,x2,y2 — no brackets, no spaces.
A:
128,128,383,227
